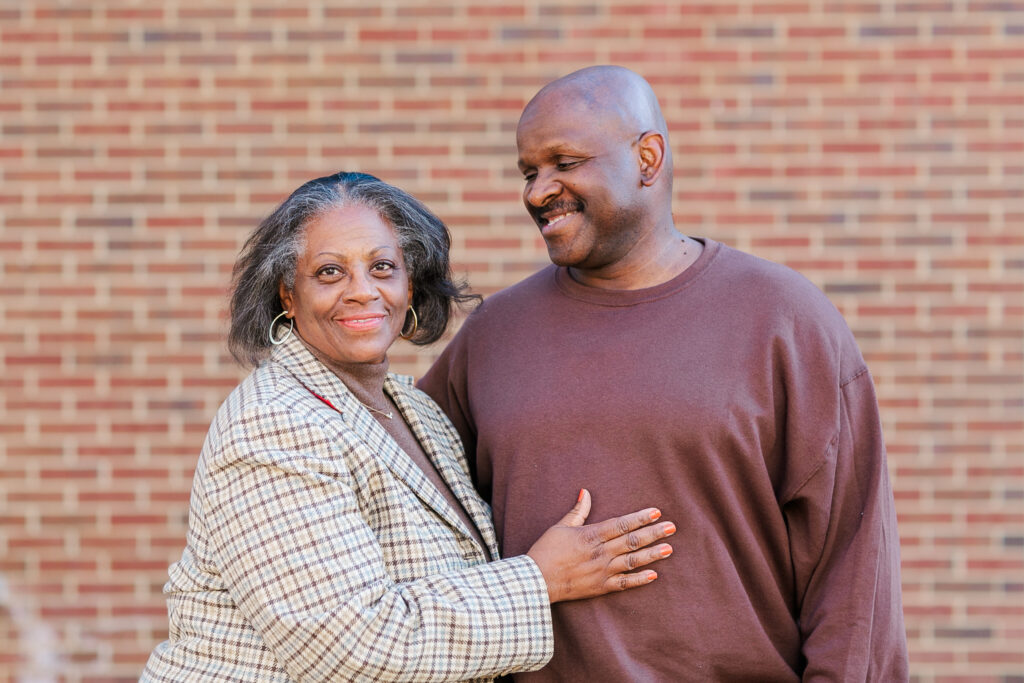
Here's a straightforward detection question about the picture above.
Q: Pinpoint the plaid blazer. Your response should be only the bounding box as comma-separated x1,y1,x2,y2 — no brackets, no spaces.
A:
142,334,553,682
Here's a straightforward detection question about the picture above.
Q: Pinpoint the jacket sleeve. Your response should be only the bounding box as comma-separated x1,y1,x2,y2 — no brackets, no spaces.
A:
198,401,553,682
783,370,909,681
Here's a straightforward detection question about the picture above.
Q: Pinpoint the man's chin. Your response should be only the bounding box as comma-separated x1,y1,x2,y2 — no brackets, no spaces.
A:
543,244,575,268
542,232,597,269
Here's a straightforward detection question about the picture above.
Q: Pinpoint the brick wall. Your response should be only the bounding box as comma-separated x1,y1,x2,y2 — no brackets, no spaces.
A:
1,1,1021,680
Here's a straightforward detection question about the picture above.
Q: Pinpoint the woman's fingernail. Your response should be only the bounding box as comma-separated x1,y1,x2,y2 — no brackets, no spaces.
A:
649,509,661,521
663,523,676,536
577,489,585,503
646,571,658,581
659,544,673,557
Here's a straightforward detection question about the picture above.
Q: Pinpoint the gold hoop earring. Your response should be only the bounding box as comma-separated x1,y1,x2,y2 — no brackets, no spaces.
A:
269,310,293,345
399,306,418,340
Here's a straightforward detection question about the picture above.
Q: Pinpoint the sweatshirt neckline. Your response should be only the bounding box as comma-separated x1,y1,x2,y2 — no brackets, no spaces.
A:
553,238,719,306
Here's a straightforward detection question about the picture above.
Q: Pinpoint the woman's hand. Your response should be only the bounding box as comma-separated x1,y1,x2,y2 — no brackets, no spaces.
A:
525,489,676,603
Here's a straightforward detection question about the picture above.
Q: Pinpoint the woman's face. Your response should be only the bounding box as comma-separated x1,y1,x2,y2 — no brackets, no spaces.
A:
280,203,412,369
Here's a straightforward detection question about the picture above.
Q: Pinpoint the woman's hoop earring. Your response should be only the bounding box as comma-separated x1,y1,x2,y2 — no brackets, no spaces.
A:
399,306,418,340
269,311,293,345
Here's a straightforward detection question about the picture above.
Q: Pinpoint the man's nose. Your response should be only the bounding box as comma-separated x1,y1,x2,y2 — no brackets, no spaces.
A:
525,169,560,207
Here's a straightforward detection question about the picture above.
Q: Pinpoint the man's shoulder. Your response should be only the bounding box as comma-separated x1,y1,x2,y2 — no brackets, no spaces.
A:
716,242,865,371
484,263,560,305
715,241,807,283
461,264,560,325
715,241,837,313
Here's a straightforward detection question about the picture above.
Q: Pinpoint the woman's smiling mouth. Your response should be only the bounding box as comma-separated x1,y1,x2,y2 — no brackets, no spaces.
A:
337,314,386,331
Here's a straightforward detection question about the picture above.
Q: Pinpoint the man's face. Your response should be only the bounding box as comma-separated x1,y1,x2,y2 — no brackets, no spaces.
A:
516,95,648,272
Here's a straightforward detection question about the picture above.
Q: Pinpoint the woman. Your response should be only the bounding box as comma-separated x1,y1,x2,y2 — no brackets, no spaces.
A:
141,172,675,682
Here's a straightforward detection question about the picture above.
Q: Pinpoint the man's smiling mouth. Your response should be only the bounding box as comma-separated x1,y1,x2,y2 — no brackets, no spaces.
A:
542,211,579,227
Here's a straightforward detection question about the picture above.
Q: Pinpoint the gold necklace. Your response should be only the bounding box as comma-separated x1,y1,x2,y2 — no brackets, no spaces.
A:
359,401,393,420
306,388,393,420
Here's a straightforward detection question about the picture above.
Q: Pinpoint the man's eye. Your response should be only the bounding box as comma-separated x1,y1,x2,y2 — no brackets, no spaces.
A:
522,172,536,182
556,161,579,171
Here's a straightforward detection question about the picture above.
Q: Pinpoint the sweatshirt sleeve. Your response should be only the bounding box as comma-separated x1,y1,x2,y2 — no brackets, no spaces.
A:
198,401,553,682
783,369,909,681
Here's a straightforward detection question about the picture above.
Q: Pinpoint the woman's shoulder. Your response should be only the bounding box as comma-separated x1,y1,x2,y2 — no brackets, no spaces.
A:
204,362,340,459
218,361,309,420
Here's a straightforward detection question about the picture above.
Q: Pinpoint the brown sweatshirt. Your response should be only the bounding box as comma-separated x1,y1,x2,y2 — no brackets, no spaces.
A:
419,239,908,682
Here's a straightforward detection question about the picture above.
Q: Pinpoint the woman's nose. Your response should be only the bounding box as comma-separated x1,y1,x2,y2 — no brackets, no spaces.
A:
343,271,379,303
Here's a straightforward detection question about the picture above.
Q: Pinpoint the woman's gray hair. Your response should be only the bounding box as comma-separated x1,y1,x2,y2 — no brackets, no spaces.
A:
228,171,478,367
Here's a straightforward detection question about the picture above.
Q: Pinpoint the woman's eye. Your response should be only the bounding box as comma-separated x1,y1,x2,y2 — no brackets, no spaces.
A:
317,266,341,278
371,261,395,274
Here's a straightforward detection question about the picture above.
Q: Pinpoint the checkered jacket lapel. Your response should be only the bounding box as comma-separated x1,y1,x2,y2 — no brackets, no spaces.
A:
271,333,498,559
387,375,501,558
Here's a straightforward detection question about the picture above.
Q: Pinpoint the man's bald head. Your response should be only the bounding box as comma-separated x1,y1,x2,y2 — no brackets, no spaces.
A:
519,65,672,185
514,65,679,278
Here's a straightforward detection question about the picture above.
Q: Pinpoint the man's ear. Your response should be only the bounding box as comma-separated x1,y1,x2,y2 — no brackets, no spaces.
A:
637,131,667,187
278,281,294,316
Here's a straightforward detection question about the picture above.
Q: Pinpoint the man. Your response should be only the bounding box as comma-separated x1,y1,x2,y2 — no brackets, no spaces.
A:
420,65,908,681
